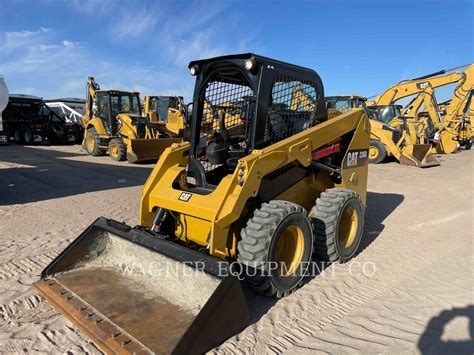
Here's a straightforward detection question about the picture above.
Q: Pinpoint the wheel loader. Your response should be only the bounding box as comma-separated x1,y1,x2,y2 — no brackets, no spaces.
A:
325,96,439,167
81,77,182,163
35,54,370,354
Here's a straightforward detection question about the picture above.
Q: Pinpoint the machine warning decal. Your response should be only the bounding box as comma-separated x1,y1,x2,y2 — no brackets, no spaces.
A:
344,149,368,168
178,192,192,202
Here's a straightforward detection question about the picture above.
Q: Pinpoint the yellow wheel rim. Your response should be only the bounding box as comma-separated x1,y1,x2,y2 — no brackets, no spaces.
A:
110,143,118,158
86,133,95,152
338,207,358,249
369,145,379,159
274,225,304,276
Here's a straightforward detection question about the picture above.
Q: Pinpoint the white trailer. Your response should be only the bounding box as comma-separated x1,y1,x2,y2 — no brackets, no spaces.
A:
44,98,85,125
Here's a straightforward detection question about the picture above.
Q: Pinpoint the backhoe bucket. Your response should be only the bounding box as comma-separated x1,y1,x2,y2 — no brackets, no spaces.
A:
127,138,183,163
33,218,250,354
399,143,440,168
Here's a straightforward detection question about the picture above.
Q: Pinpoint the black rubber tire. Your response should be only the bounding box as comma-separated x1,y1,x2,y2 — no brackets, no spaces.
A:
237,200,313,298
464,140,472,150
369,139,387,164
24,128,34,145
311,188,364,263
76,131,84,145
14,130,24,144
85,127,102,156
108,138,127,161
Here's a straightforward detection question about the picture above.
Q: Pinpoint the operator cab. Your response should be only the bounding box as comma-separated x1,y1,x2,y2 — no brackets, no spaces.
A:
93,90,141,134
148,96,185,123
368,105,404,124
184,53,327,191
325,95,368,113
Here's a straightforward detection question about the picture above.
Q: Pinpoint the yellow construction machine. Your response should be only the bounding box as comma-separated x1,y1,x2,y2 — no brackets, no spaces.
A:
368,104,439,167
438,65,473,149
401,84,459,153
325,96,439,167
35,54,370,353
143,95,188,137
81,77,182,163
368,63,473,149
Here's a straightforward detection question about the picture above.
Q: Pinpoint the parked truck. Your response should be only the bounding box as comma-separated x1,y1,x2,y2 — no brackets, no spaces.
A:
0,76,9,145
2,94,83,145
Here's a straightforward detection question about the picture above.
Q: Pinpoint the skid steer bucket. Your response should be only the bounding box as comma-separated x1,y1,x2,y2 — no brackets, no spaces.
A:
33,218,250,354
127,138,183,163
399,143,440,168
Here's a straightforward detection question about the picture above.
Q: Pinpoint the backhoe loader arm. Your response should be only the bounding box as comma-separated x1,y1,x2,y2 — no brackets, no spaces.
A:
84,77,100,123
372,64,473,106
444,64,473,122
402,85,444,131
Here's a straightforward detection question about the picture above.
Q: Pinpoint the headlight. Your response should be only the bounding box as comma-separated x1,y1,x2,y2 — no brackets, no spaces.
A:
190,65,200,76
245,58,258,72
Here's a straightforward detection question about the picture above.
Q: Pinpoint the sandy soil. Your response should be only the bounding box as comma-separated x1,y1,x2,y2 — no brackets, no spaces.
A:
0,144,472,354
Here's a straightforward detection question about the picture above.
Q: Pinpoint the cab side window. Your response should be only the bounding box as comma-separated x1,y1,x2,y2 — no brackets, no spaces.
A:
265,79,319,144
95,93,109,120
157,98,170,122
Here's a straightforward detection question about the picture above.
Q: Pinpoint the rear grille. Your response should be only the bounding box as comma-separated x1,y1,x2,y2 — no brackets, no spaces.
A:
392,130,401,144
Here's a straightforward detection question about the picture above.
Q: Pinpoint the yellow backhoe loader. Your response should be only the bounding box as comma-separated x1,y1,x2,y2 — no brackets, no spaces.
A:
368,63,473,148
35,54,370,353
81,77,182,163
325,96,439,167
402,85,459,153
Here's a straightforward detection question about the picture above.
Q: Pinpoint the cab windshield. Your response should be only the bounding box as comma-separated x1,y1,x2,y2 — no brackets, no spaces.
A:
325,97,365,113
368,105,402,124
326,98,351,113
110,94,141,117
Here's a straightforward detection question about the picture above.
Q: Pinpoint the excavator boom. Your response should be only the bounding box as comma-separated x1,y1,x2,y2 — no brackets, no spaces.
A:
371,63,473,106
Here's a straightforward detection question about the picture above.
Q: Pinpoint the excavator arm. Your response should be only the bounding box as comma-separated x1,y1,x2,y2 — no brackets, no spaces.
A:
402,85,458,153
371,64,473,106
444,65,473,123
402,85,444,131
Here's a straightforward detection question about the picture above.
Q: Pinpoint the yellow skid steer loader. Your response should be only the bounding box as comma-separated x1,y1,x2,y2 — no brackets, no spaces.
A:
35,54,371,354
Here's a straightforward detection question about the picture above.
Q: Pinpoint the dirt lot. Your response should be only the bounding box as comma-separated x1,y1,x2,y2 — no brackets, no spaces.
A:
0,144,472,353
